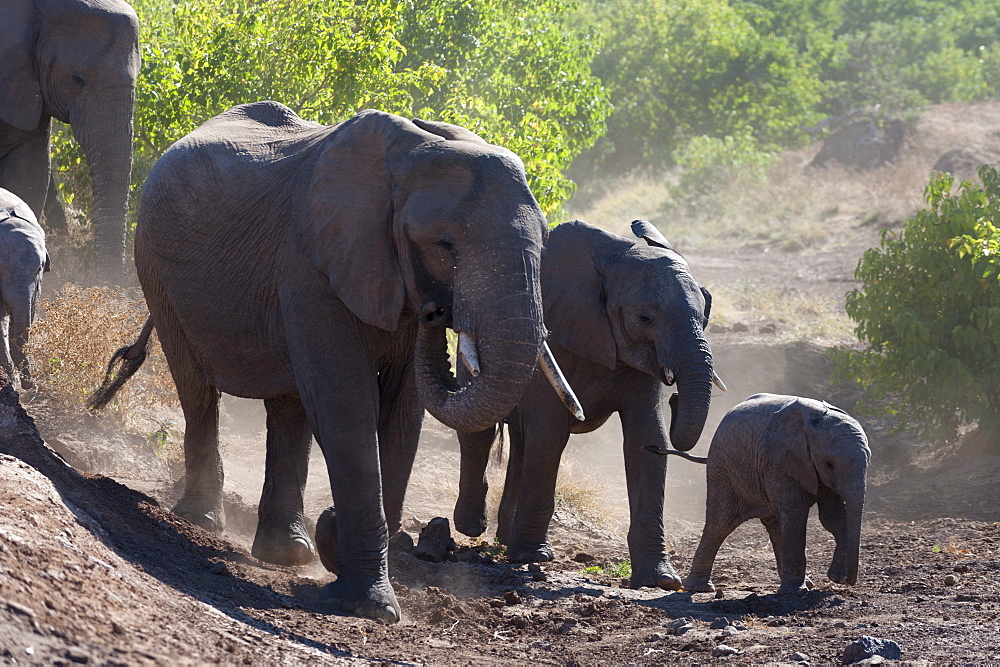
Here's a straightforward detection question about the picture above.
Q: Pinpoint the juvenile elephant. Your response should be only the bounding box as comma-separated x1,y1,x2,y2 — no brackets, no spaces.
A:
89,102,578,623
0,0,140,279
455,219,722,590
0,189,49,390
683,393,870,595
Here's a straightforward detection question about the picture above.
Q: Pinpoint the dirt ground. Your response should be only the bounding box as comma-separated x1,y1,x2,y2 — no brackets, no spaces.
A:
2,102,1000,664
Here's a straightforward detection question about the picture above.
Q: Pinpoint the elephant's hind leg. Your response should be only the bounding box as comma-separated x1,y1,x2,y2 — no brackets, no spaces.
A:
252,394,316,566
682,475,742,593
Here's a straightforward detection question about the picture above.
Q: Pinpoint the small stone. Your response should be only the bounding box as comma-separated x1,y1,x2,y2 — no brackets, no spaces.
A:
646,632,668,642
7,601,35,618
715,589,725,599
532,572,548,582
620,577,630,588
835,621,849,629
389,530,414,554
713,644,738,657
954,563,971,573
707,323,731,334
759,323,777,334
111,621,125,635
944,574,959,586
731,323,749,333
841,636,902,663
527,563,543,573
573,552,596,563
710,617,730,629
25,647,35,656
790,651,810,662
208,561,230,576
722,626,741,637
503,590,522,605
414,518,456,563
66,648,91,664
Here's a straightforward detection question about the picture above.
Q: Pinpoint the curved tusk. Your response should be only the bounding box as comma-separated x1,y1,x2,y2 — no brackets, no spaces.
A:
712,370,728,392
664,368,675,386
538,341,585,421
458,331,480,378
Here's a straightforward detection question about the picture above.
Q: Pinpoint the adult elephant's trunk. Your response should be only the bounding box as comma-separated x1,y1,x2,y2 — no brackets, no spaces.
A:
665,337,714,452
414,246,544,433
842,484,866,585
72,87,135,282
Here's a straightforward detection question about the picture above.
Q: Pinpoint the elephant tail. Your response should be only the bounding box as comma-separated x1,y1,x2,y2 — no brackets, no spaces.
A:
643,445,708,464
489,423,507,468
87,316,155,410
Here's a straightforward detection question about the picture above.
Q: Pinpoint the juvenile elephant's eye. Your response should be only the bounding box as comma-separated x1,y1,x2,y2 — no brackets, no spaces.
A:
71,72,87,87
637,313,654,325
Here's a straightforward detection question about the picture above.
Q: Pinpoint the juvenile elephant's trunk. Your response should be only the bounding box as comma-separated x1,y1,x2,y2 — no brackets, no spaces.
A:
843,485,867,585
414,246,545,433
667,338,714,452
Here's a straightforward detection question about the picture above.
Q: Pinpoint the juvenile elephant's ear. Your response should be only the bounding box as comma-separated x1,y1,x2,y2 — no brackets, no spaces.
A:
0,1,43,131
631,219,673,250
411,119,488,144
763,398,820,496
543,220,634,370
302,110,429,331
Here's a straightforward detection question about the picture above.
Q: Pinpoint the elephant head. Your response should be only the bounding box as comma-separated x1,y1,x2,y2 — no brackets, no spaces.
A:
543,220,716,451
764,398,871,584
298,109,555,433
0,0,140,278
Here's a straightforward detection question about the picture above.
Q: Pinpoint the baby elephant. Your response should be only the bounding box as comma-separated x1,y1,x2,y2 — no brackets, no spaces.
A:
0,189,48,390
683,393,870,596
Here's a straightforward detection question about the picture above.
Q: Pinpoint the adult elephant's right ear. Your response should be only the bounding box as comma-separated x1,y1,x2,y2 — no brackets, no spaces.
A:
412,119,488,144
301,110,426,332
543,220,633,370
0,2,43,131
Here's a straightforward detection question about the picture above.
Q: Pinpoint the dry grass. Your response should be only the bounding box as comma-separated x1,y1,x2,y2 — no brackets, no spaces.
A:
26,283,178,429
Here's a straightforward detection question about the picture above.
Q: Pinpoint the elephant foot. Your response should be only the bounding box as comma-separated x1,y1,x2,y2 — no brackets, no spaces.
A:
320,576,400,624
777,580,809,596
631,558,682,591
828,563,857,585
453,498,487,538
173,497,225,533
508,540,555,564
252,519,316,567
19,376,35,391
315,506,338,574
681,574,715,593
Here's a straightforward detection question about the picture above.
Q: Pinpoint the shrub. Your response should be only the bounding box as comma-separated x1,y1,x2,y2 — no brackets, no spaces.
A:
666,131,777,214
26,285,177,427
835,166,1000,440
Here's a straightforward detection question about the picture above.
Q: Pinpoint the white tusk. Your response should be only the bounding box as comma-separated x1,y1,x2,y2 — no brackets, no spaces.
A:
664,368,675,386
538,341,585,421
712,371,728,392
458,331,480,377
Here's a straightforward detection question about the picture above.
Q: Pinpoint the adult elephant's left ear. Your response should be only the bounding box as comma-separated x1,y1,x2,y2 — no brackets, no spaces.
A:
0,2,43,131
301,110,426,332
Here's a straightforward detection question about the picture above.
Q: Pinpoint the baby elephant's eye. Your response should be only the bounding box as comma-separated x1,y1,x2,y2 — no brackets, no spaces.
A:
637,313,653,325
71,71,87,86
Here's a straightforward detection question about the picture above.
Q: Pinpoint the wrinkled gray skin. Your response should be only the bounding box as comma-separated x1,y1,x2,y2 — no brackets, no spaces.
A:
455,220,716,590
684,393,870,596
0,0,139,280
0,189,48,390
104,102,548,623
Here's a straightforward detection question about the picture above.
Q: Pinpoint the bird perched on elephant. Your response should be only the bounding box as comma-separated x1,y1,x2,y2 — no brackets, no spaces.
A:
88,101,580,623
0,0,140,280
0,189,49,390
682,393,870,596
454,219,724,591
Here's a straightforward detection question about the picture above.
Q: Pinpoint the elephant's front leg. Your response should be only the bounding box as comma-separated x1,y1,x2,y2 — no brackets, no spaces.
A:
283,289,399,624
621,399,681,590
454,425,498,537
774,492,811,596
252,394,315,566
377,360,423,538
818,494,850,584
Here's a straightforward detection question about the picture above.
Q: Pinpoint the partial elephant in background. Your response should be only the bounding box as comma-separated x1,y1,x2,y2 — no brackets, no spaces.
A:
88,102,579,623
455,219,721,590
0,0,140,280
0,188,49,390
683,393,870,595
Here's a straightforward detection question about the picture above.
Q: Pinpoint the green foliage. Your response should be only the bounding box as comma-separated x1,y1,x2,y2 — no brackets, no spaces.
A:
583,560,632,578
666,130,776,213
51,0,608,233
836,166,1000,440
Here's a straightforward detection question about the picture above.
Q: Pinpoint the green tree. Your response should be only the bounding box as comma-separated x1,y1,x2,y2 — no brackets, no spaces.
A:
836,167,1000,440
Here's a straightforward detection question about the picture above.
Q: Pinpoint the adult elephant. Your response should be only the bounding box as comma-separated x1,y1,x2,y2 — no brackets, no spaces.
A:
89,102,577,623
0,0,140,280
454,220,723,589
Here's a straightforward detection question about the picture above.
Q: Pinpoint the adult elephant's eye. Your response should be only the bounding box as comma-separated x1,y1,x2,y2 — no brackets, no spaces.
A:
637,313,653,325
71,71,87,87
437,236,454,251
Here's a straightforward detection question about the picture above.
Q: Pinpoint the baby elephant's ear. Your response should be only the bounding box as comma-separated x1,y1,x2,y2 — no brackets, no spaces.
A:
631,219,672,249
763,399,819,495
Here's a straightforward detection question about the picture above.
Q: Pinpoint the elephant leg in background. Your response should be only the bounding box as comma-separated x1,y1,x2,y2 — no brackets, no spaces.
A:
282,279,399,624
818,495,851,584
252,394,315,566
0,307,12,382
760,514,784,576
506,407,571,563
454,425,500,537
682,473,744,593
377,360,423,537
0,125,51,218
6,287,35,389
774,491,811,595
620,400,681,590
495,423,524,547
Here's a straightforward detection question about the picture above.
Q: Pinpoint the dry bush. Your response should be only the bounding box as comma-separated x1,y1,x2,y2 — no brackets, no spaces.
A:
26,283,177,428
